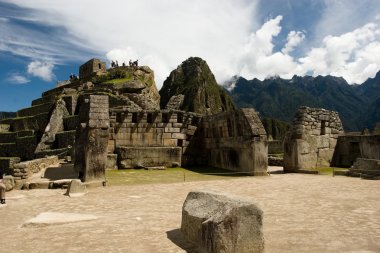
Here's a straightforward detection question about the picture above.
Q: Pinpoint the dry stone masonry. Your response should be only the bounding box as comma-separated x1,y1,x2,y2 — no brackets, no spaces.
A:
74,95,109,182
192,108,268,175
0,57,269,189
284,107,344,172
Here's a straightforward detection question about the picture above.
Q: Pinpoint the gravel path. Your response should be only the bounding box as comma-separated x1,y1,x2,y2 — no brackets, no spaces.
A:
1,168,379,253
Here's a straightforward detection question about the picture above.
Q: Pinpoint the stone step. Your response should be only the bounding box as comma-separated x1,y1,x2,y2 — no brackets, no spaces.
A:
41,81,81,98
0,143,17,157
35,147,72,159
17,102,54,118
0,157,21,175
63,115,79,131
11,112,50,132
55,130,76,149
32,94,56,106
0,132,16,143
0,124,10,132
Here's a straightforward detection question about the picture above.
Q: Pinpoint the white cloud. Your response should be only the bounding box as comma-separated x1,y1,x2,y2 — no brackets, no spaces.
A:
2,0,380,86
2,0,258,87
282,31,305,55
6,73,30,84
299,23,380,83
27,61,55,82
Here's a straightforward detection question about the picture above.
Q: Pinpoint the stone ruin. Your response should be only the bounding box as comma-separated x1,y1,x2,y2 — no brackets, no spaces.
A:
0,58,269,189
284,106,344,172
284,106,380,178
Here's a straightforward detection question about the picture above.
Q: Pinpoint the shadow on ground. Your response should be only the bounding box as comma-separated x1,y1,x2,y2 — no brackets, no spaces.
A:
166,229,200,253
43,163,78,180
184,166,252,177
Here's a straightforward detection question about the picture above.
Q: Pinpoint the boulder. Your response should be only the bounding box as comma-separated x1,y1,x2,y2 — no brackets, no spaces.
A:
66,179,87,197
181,190,264,253
3,175,15,191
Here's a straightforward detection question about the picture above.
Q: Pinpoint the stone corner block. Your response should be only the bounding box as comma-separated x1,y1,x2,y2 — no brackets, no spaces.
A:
181,190,264,253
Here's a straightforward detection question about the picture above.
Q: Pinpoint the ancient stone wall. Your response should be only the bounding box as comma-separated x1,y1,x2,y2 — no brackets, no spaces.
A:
331,134,380,167
11,156,59,187
110,109,200,168
74,95,109,182
284,107,343,172
193,108,268,175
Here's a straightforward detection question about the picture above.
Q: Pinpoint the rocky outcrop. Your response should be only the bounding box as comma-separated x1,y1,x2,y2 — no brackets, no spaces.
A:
181,190,264,253
35,98,70,153
160,57,235,115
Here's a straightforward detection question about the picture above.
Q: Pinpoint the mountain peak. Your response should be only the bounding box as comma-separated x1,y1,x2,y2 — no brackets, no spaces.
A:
159,57,235,115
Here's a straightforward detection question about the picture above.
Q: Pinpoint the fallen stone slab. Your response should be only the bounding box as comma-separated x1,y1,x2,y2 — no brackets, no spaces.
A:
181,190,264,253
22,212,98,227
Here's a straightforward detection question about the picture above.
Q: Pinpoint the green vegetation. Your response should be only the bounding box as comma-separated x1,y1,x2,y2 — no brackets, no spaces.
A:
159,57,235,114
262,117,290,140
101,77,133,85
105,166,250,186
229,73,380,131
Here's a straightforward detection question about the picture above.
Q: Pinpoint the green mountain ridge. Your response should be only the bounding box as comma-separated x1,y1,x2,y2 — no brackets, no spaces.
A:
227,73,380,131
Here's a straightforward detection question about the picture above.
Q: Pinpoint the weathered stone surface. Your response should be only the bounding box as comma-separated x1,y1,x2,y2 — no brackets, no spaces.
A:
181,190,264,253
66,179,87,197
284,107,344,172
165,94,185,110
3,175,14,191
35,98,70,153
74,95,109,182
186,108,268,175
116,147,181,169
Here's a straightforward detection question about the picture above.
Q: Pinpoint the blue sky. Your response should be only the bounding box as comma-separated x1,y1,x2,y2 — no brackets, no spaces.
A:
1,0,380,111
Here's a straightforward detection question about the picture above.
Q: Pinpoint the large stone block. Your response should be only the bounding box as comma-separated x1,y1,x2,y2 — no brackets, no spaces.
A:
116,147,181,168
181,190,264,253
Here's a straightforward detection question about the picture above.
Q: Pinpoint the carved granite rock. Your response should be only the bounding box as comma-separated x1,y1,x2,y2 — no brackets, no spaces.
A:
181,190,264,253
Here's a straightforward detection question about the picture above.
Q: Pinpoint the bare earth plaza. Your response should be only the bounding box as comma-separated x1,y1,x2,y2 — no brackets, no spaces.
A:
0,57,379,253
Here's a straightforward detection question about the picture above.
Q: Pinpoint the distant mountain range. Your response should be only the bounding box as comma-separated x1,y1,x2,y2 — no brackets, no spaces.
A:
225,72,380,131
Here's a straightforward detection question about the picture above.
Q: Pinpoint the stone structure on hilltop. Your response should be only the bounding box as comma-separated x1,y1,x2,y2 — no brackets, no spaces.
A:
284,107,344,172
79,59,106,79
0,57,268,189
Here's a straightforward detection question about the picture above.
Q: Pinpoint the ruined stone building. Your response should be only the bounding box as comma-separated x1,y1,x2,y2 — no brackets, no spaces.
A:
284,107,344,172
0,58,268,187
284,106,380,178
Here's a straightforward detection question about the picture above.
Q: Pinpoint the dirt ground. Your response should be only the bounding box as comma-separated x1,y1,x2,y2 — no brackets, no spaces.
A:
1,167,379,253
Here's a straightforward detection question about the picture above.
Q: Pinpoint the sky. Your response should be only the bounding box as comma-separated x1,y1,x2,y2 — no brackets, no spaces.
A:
1,0,380,111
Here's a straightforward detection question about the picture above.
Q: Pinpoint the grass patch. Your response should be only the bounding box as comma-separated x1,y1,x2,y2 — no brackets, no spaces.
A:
314,167,349,175
105,166,251,186
101,77,133,85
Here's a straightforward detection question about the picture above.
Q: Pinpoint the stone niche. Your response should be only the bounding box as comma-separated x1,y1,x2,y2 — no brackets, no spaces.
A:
79,58,106,79
284,106,344,172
